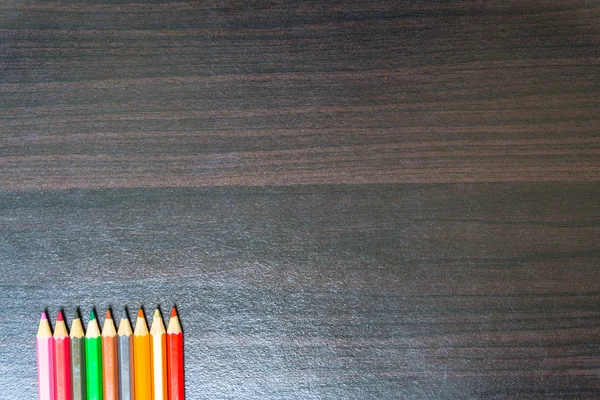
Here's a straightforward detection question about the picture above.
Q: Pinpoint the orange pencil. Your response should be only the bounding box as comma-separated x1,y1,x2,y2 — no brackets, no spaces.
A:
53,311,71,400
134,308,152,400
102,310,119,400
150,308,167,400
167,307,184,400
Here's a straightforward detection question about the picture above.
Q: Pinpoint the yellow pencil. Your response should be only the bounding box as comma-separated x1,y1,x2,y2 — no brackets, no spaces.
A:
150,308,167,400
133,309,152,400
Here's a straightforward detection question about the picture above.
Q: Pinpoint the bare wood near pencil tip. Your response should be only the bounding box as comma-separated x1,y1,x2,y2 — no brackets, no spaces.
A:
167,314,182,335
150,309,165,336
37,314,52,339
54,322,68,339
118,314,133,337
69,318,84,339
134,312,148,336
85,317,101,339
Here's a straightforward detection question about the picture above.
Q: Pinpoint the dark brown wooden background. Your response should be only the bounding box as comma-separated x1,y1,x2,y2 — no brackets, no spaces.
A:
1,1,599,398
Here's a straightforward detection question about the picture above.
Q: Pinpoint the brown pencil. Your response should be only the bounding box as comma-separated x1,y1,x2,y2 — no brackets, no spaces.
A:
102,310,119,400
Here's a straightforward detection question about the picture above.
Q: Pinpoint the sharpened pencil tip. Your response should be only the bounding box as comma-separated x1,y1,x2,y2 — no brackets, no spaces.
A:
122,309,128,320
154,308,161,319
137,308,144,318
40,312,47,320
74,309,80,319
57,311,63,322
90,309,96,321
105,309,112,319
171,307,177,318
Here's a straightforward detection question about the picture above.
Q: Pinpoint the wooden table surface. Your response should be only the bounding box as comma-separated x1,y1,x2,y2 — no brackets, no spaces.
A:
1,1,599,398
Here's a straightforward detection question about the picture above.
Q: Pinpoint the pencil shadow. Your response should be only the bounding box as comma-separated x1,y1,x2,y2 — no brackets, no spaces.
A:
60,307,68,334
74,307,83,326
89,306,98,323
122,305,132,322
138,305,147,321
42,308,53,333
155,304,166,325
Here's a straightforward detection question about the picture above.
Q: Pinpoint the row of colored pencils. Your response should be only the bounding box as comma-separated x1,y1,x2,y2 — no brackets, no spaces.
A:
37,307,184,400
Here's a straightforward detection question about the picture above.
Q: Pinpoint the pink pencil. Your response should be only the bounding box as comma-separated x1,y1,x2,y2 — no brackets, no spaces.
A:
37,312,56,400
54,311,71,400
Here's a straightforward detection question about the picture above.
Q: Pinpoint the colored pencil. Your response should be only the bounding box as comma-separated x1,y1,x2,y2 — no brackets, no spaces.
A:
118,309,135,400
70,311,86,400
37,312,56,400
102,310,119,400
150,308,167,400
54,311,71,400
134,308,153,400
167,307,184,400
86,310,103,400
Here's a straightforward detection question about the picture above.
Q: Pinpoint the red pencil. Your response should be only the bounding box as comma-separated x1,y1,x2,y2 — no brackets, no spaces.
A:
166,307,184,400
53,311,71,400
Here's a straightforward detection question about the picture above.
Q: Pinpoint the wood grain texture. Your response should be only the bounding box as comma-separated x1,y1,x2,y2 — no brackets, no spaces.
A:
1,0,599,189
0,0,599,399
1,185,599,399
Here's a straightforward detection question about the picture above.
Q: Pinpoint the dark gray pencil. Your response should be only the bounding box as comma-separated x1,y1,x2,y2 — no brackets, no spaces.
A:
69,311,86,400
118,309,135,400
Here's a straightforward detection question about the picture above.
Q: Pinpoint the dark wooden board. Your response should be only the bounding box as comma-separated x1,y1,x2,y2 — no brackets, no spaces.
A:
1,0,599,398
1,184,599,399
1,0,600,189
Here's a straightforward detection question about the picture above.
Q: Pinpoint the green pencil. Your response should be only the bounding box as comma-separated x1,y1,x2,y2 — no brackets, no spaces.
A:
85,310,103,400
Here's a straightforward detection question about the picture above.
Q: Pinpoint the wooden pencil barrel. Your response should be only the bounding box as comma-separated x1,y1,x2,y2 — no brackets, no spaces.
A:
167,332,184,400
70,337,86,400
118,335,135,400
102,335,118,400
